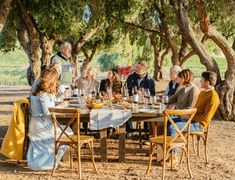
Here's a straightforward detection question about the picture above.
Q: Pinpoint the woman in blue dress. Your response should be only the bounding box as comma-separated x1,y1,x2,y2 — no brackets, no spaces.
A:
27,67,71,170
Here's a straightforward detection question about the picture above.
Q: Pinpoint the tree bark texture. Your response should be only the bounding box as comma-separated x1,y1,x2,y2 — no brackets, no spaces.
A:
40,36,55,68
0,0,12,33
17,0,40,86
71,28,99,85
149,34,162,81
174,0,222,82
195,0,235,121
153,1,180,65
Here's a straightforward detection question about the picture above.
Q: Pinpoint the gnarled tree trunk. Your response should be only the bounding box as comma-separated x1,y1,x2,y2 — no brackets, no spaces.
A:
173,0,221,82
195,0,235,121
17,0,40,86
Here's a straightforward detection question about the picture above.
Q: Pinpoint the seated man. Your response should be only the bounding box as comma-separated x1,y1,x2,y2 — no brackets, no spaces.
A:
126,60,155,137
168,71,220,162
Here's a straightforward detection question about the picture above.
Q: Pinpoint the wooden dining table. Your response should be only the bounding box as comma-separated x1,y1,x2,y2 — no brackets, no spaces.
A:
57,106,163,162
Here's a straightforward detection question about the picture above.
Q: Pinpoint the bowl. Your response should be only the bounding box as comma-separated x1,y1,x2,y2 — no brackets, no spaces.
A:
86,102,103,109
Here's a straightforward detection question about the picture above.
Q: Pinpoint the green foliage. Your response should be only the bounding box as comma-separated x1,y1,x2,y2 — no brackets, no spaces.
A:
97,53,119,72
0,8,18,52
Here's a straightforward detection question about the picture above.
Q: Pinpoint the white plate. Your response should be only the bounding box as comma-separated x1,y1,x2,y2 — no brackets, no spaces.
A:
138,109,156,113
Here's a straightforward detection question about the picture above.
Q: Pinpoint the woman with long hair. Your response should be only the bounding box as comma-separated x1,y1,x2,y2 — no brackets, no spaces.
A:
27,67,70,170
99,68,122,95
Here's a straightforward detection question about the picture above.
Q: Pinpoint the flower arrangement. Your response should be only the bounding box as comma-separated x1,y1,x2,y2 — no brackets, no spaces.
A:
118,65,136,77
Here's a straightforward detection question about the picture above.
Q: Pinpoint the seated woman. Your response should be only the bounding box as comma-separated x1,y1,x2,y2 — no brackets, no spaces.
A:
99,68,122,95
151,69,200,137
167,68,200,111
99,69,122,137
27,67,70,170
163,65,182,97
76,66,99,95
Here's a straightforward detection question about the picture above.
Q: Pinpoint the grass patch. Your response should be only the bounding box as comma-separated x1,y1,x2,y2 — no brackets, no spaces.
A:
0,49,28,85
164,55,227,79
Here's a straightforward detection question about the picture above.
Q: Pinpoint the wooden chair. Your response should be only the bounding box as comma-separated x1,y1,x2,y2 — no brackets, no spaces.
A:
21,97,30,160
146,108,197,180
190,125,210,163
49,108,98,179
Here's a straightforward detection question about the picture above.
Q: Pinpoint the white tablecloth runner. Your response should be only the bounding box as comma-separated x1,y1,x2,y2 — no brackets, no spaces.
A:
89,107,132,130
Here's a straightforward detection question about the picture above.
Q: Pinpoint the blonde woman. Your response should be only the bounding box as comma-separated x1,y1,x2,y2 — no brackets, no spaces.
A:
76,66,99,94
27,67,71,170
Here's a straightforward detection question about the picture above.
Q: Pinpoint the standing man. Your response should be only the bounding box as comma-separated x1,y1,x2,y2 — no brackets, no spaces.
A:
50,41,73,97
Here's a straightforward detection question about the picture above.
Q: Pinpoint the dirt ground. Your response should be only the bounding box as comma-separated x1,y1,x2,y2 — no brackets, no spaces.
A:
0,85,235,180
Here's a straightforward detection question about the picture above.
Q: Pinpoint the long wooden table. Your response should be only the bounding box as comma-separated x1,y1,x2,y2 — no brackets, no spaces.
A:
58,107,163,162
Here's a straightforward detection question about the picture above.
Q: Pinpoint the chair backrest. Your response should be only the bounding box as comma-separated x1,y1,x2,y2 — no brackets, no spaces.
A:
163,108,197,145
49,108,80,143
21,97,30,160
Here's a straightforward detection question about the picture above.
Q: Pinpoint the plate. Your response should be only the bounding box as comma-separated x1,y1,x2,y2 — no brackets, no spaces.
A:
138,109,157,113
68,104,80,108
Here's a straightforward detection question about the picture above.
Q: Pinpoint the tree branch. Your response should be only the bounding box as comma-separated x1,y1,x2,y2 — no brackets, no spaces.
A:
74,27,99,54
0,0,12,32
124,21,161,35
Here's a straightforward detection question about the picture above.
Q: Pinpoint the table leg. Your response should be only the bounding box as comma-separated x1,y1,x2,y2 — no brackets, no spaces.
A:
119,124,126,162
100,128,107,162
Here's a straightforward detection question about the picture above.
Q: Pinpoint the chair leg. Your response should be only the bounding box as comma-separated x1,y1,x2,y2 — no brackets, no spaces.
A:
191,135,196,154
77,144,82,179
162,151,166,180
70,145,73,169
52,145,58,176
204,139,208,163
146,143,154,175
170,150,173,170
88,141,99,173
197,136,200,157
185,147,193,178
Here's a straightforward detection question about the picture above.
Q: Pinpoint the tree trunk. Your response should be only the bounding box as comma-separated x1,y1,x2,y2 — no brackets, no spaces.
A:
179,51,195,66
153,1,180,65
40,36,55,68
149,34,162,81
17,0,40,85
174,0,221,82
160,47,171,79
0,0,12,33
195,0,235,121
232,36,235,51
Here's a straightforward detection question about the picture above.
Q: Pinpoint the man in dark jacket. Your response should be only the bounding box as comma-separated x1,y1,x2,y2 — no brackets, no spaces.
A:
126,61,155,96
126,60,156,137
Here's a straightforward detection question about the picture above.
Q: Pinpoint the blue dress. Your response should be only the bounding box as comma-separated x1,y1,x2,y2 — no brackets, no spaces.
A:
27,92,71,170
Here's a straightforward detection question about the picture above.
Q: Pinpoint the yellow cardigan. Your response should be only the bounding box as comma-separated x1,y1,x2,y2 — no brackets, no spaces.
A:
0,98,29,160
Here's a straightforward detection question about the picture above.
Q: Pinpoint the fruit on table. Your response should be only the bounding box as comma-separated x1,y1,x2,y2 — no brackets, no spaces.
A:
86,102,103,109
